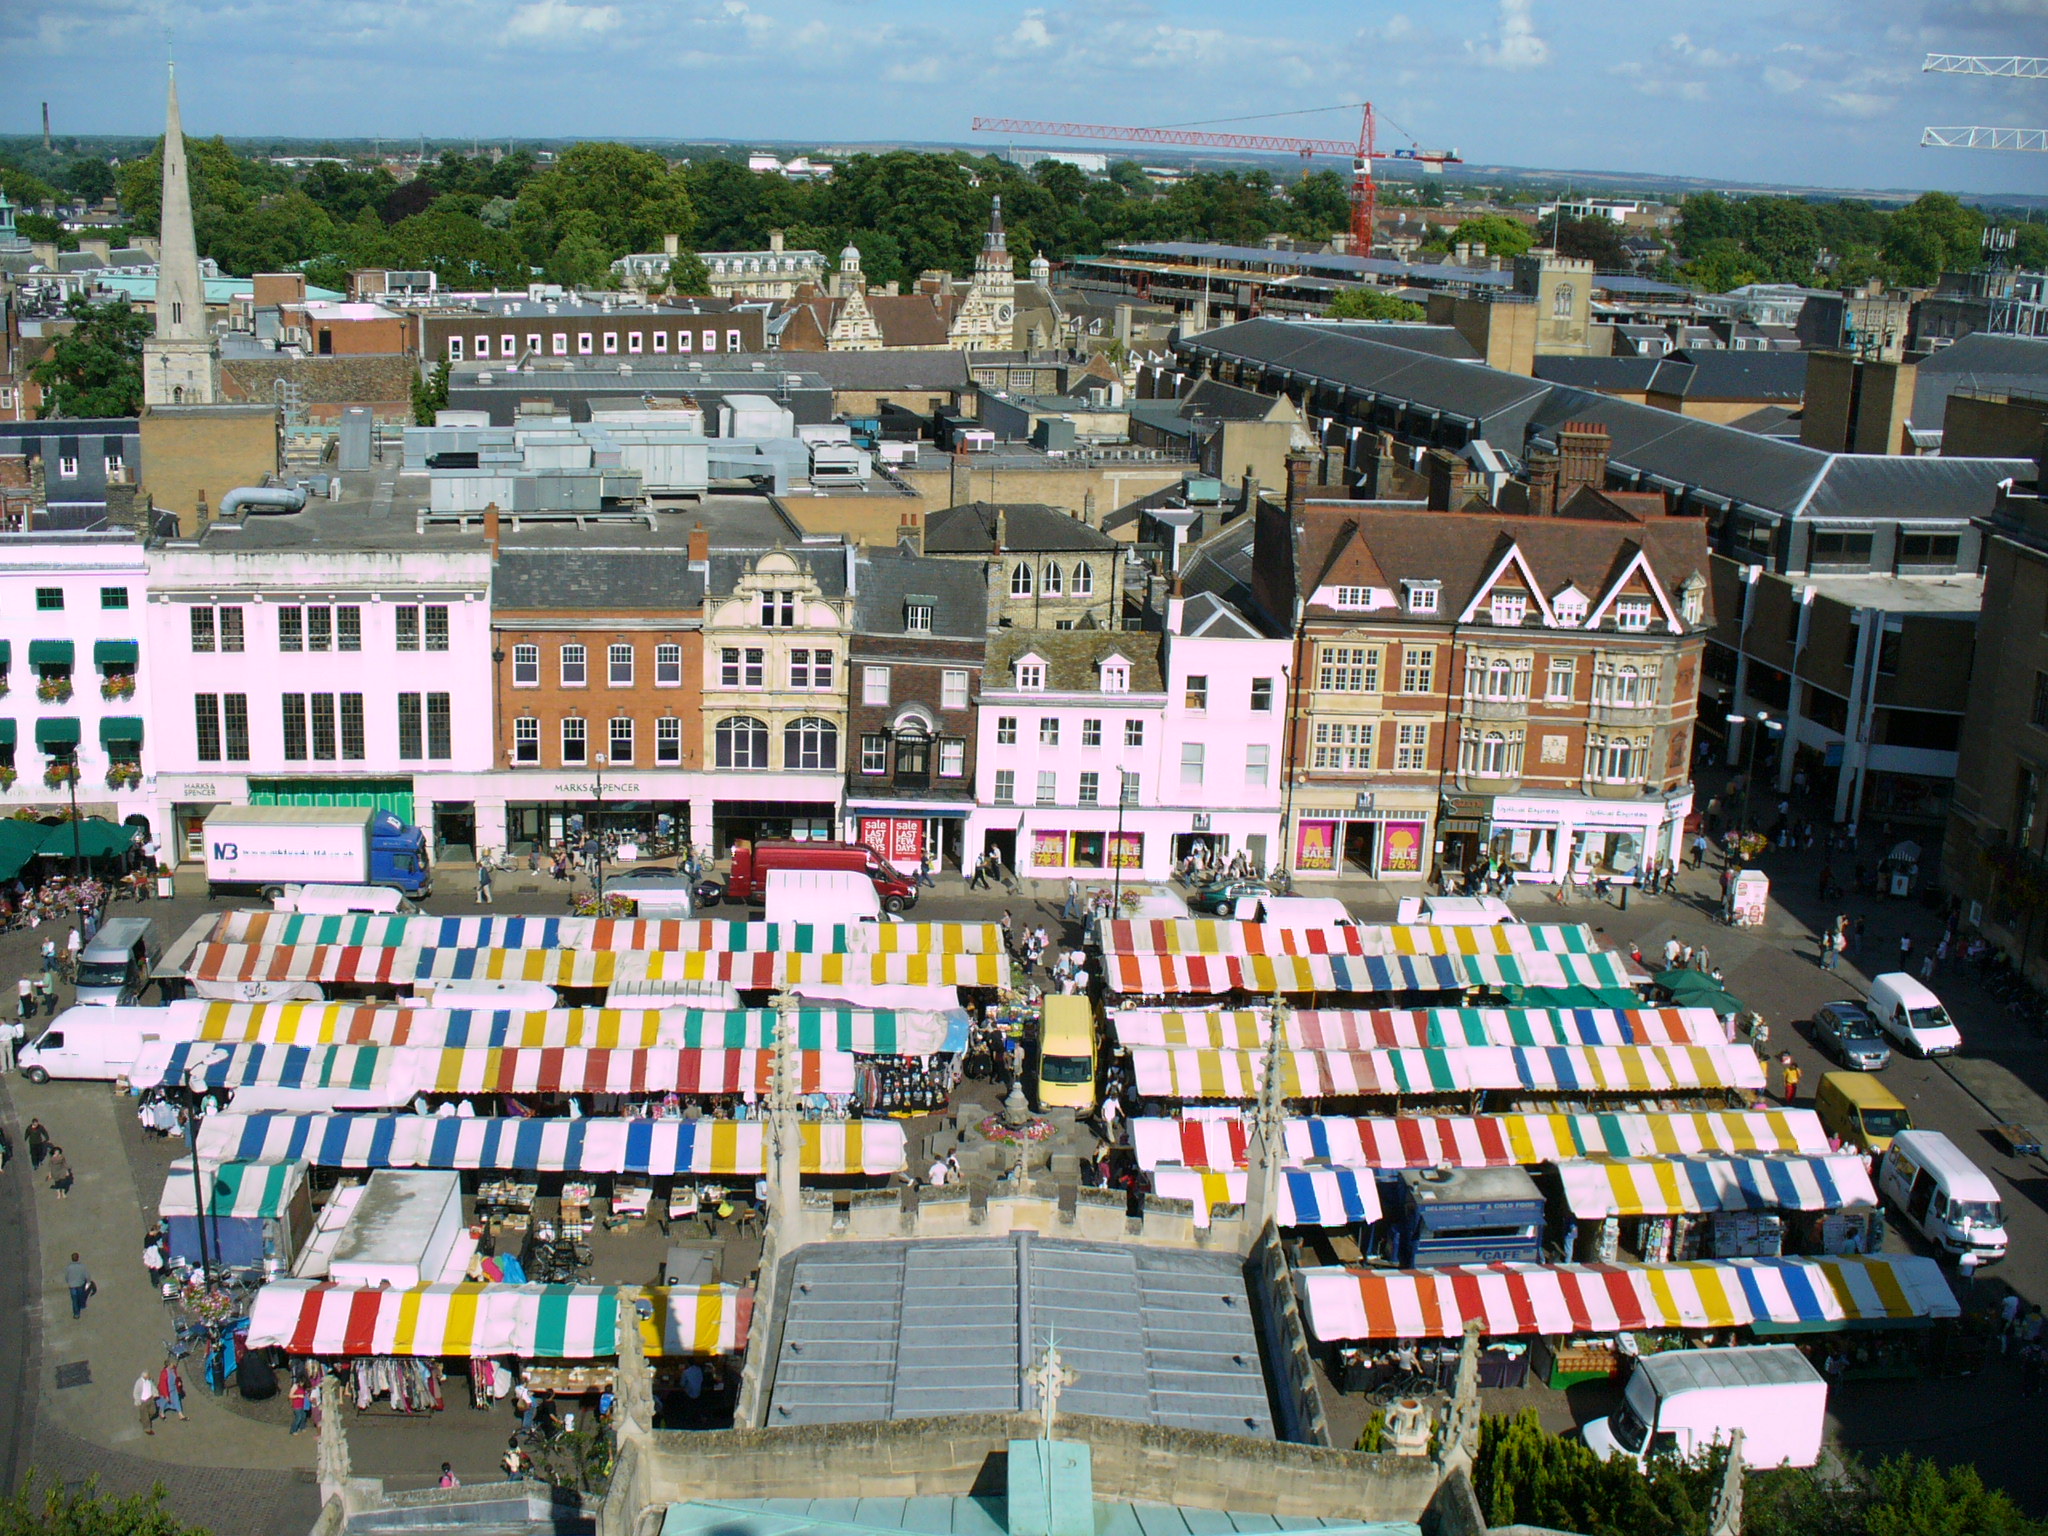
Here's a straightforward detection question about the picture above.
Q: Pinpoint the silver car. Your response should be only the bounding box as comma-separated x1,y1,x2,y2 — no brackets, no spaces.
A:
1812,1001,1891,1071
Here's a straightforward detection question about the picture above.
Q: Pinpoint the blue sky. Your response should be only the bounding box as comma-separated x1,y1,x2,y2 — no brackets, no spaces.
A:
10,0,2048,197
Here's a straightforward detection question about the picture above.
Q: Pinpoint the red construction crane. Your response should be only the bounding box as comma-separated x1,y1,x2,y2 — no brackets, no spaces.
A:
971,105,1461,254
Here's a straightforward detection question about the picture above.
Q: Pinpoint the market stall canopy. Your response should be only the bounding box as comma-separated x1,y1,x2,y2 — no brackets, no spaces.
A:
1297,1255,1957,1342
245,1280,752,1358
37,816,136,859
136,1041,395,1097
1125,1043,1763,1100
1130,1109,1830,1172
206,912,1002,956
1111,1006,1723,1051
197,1112,907,1176
1151,1167,1383,1229
1104,950,1633,997
1652,969,1749,1017
1098,919,1606,957
1555,1155,1879,1218
157,1159,308,1219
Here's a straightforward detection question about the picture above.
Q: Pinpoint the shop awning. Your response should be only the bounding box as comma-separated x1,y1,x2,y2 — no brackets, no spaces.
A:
1110,1006,1725,1052
27,639,73,666
204,912,1004,956
1151,1167,1384,1229
1104,950,1633,996
159,1159,308,1220
196,1112,908,1176
99,716,144,747
0,820,36,882
1098,919,1604,958
1130,1109,1831,1172
139,1041,393,1094
1297,1255,1959,1342
416,1046,853,1098
1124,1043,1763,1100
0,720,13,747
1556,1155,1879,1219
47,816,141,860
245,1280,753,1358
93,639,139,666
34,718,80,748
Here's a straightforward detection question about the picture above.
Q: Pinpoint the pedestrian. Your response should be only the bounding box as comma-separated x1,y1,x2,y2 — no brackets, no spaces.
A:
158,1360,187,1421
63,1251,91,1316
1919,951,1937,982
503,1437,526,1481
0,1016,16,1074
1062,877,1080,921
134,1371,158,1436
63,925,82,982
514,1377,537,1433
47,1147,72,1199
25,1119,48,1168
38,977,56,1018
1899,933,1913,963
438,1464,461,1490
39,936,56,981
1663,935,1681,970
968,853,989,892
289,1376,313,1434
15,976,32,1025
1780,1054,1803,1104
916,856,935,890
1819,929,1837,971
1690,833,1707,870
476,861,494,906
142,1236,165,1285
999,910,1015,957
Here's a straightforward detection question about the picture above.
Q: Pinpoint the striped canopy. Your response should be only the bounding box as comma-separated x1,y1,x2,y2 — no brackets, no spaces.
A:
1555,1155,1879,1219
1125,1043,1764,1099
1151,1167,1383,1229
1104,951,1634,997
158,1159,307,1219
1130,1110,1830,1172
196,1112,906,1175
187,945,1007,991
1111,1007,1724,1051
245,1280,752,1358
140,1041,392,1094
208,912,1001,956
1297,1255,1958,1342
1097,920,1604,957
413,1046,853,1098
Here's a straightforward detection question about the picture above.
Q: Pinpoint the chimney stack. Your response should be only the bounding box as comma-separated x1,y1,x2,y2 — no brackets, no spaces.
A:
483,502,501,561
1525,448,1560,517
1555,421,1612,505
663,233,680,258
1284,451,1315,517
687,521,709,563
994,505,1008,552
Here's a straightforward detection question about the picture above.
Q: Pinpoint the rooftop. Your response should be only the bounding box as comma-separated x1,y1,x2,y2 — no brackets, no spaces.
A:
659,1495,1416,1536
1794,571,1985,616
924,502,1119,555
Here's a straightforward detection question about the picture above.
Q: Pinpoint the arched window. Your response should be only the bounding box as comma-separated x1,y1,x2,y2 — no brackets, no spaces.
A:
1480,731,1508,776
784,716,838,771
1042,562,1064,596
1011,563,1033,598
1072,563,1094,597
1487,659,1513,699
715,715,769,769
172,386,184,404
893,721,930,781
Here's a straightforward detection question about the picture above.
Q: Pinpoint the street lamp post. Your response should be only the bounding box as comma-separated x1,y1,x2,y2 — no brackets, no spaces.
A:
591,752,608,905
184,1047,230,1280
1725,711,1781,838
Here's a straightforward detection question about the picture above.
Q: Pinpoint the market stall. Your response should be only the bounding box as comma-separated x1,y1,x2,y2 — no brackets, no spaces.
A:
1123,1043,1765,1101
1149,1166,1383,1228
1552,1154,1882,1262
1103,950,1636,998
1111,1006,1724,1051
1130,1108,1830,1172
206,911,1003,957
1097,919,1611,958
159,1158,314,1271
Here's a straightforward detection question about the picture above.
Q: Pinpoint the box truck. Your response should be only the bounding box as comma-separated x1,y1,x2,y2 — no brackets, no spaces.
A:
723,839,918,912
1584,1345,1827,1469
1389,1165,1546,1266
204,806,431,900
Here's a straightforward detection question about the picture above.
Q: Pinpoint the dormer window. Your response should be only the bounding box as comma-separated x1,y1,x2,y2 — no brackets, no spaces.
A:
1490,592,1528,627
1334,586,1369,610
1101,660,1130,693
1678,576,1706,626
1552,587,1588,627
1615,598,1653,632
1016,658,1046,691
905,603,933,633
1403,581,1439,615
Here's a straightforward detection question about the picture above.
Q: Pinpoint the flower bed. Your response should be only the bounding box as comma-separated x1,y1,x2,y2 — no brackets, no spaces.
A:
978,1113,1054,1145
570,892,638,918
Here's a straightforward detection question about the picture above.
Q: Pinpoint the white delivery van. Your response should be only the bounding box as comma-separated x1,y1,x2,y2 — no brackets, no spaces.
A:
273,884,415,916
765,868,886,928
73,917,161,1006
1865,972,1963,1057
1584,1345,1826,1469
19,1005,187,1083
1877,1129,2008,1264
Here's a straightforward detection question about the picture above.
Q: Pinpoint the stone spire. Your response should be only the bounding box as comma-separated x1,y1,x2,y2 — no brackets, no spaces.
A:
985,195,1007,253
144,64,218,405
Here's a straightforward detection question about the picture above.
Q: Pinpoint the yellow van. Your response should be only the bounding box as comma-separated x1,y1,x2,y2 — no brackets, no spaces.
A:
1815,1071,1912,1155
1034,996,1098,1112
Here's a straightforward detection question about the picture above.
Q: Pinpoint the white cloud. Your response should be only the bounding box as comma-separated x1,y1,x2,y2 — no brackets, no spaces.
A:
1764,64,1806,92
1826,89,1893,116
1013,9,1051,47
506,0,619,40
1471,0,1549,69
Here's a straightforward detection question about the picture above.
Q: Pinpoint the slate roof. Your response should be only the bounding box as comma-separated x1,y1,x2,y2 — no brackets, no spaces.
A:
1179,514,1261,616
1533,358,1660,393
707,546,847,598
492,547,706,610
732,350,972,393
1178,590,1264,640
1644,349,1807,403
1176,377,1289,421
761,1234,1272,1437
1316,322,1481,360
1911,332,2048,430
659,1498,1416,1536
852,546,988,638
985,629,1165,693
923,501,1117,554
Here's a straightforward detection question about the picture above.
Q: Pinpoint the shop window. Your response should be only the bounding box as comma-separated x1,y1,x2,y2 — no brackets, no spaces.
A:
562,717,589,765
784,717,838,770
513,644,540,686
716,716,768,769
514,717,540,764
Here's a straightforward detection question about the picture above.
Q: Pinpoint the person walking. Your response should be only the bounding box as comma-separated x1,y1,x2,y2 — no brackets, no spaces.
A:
1899,934,1913,965
289,1377,314,1434
1690,832,1708,870
134,1371,158,1436
16,976,33,1026
158,1360,187,1421
24,1119,48,1169
39,937,56,984
63,926,82,983
514,1377,537,1434
476,861,494,907
47,1147,72,1199
967,852,990,892
63,1252,91,1317
0,1016,17,1074
1779,1054,1803,1104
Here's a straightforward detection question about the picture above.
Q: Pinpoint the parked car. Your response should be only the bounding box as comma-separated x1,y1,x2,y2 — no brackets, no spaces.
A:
1810,1001,1892,1072
1187,879,1274,916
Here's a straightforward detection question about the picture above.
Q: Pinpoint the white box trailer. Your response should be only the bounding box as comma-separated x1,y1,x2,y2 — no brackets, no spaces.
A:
1584,1345,1826,1469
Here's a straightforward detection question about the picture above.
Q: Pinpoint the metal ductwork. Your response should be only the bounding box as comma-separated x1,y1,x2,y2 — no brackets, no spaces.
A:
218,484,309,518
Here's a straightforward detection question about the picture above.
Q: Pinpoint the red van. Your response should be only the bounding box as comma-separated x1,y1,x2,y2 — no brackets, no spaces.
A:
724,840,920,912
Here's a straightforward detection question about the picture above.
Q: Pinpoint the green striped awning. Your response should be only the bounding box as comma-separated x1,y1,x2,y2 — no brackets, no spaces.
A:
27,640,73,666
34,718,80,748
93,639,139,666
99,716,144,747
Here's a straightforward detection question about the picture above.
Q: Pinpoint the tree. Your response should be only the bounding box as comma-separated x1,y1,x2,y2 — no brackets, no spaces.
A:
63,158,117,205
1327,288,1426,321
0,1471,210,1535
31,297,148,419
0,158,59,209
512,142,694,268
666,252,712,297
15,213,75,250
411,360,449,427
1883,192,1983,285
1448,213,1535,260
1551,214,1630,269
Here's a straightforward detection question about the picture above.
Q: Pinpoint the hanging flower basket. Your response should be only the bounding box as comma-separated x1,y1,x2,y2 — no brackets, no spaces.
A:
979,1113,1054,1145
0,767,14,791
0,675,10,697
101,674,136,700
36,677,72,703
106,763,142,790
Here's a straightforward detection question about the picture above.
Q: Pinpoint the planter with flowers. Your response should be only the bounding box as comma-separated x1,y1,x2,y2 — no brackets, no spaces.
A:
0,673,9,698
44,761,77,789
106,762,142,790
36,676,72,704
102,673,136,701
0,767,14,791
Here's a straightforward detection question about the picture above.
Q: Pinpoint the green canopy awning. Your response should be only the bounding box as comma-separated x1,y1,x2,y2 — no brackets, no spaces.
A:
93,639,139,667
34,718,80,749
27,640,73,667
1653,967,1748,1017
0,640,10,668
0,822,39,882
99,716,144,747
0,720,13,747
40,817,141,860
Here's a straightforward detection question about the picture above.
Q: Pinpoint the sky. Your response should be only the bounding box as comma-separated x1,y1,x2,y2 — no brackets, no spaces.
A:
9,0,2048,198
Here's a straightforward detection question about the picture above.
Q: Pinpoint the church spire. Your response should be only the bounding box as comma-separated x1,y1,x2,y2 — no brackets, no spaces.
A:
144,63,219,405
985,194,1006,253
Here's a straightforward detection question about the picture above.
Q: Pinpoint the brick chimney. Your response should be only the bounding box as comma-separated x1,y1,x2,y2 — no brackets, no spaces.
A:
687,521,709,563
1524,448,1559,517
994,505,1008,552
483,502,501,561
1284,451,1315,517
1556,421,1612,505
